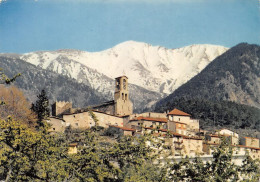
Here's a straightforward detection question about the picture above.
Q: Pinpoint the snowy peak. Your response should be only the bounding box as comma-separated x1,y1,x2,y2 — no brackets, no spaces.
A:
20,41,228,95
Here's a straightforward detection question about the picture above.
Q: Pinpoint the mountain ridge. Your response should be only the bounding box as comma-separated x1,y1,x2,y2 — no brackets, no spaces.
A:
17,41,228,95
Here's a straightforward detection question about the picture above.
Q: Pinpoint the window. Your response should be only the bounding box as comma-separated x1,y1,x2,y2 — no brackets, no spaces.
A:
122,93,124,100
75,123,78,126
125,94,127,100
123,79,126,89
53,128,55,131
116,80,120,90
179,118,180,121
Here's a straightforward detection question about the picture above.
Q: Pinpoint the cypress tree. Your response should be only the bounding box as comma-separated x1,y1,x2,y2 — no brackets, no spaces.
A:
31,89,50,127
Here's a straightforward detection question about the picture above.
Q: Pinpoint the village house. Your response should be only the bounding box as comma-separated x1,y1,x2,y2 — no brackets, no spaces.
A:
240,136,259,148
68,143,78,155
127,116,167,129
204,128,239,146
182,136,204,156
167,108,200,136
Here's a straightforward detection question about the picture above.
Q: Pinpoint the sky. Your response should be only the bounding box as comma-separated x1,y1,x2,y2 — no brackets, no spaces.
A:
0,0,259,53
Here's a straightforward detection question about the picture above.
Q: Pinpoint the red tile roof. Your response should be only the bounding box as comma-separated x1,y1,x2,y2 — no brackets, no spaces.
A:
244,136,259,140
69,143,78,147
159,128,168,132
109,125,135,131
167,108,191,116
209,134,221,138
169,131,186,137
133,116,167,123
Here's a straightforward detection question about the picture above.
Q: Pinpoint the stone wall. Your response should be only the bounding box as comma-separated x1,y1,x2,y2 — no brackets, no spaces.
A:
62,110,124,129
92,101,115,115
241,137,260,148
182,138,203,156
130,112,167,120
47,117,66,132
52,101,72,116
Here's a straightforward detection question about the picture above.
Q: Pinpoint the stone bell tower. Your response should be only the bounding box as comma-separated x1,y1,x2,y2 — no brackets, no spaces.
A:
114,76,133,116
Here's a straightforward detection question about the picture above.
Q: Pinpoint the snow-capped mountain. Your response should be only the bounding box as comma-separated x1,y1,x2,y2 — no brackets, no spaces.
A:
20,41,228,95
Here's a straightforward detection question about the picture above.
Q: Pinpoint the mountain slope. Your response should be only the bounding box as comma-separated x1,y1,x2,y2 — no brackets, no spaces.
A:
19,41,228,94
155,43,260,109
0,56,161,112
0,56,104,107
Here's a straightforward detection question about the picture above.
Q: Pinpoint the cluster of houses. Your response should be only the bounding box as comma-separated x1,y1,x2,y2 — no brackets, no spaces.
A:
48,76,260,161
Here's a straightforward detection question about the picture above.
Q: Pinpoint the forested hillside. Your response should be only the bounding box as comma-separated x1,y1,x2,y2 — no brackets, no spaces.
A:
156,43,260,109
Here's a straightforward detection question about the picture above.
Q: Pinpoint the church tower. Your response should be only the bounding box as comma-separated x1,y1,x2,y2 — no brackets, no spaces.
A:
114,76,133,116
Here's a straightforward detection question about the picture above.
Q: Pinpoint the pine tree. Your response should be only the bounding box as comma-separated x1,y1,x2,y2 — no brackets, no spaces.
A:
31,89,50,127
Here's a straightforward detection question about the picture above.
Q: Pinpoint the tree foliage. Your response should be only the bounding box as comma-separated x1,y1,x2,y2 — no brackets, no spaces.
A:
165,138,260,182
0,68,20,85
0,85,36,127
0,118,259,181
31,90,50,127
0,117,67,181
0,68,20,106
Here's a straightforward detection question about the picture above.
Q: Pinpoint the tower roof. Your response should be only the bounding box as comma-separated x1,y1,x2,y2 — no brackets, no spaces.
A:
167,108,191,116
115,75,128,79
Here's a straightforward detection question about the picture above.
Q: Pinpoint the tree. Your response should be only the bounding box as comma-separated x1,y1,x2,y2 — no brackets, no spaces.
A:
110,135,165,181
239,155,260,181
0,117,68,181
209,138,239,181
0,68,20,105
0,68,20,85
0,85,36,127
31,90,50,127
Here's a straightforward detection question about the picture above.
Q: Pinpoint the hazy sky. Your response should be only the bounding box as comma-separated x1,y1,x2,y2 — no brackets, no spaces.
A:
0,0,259,53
